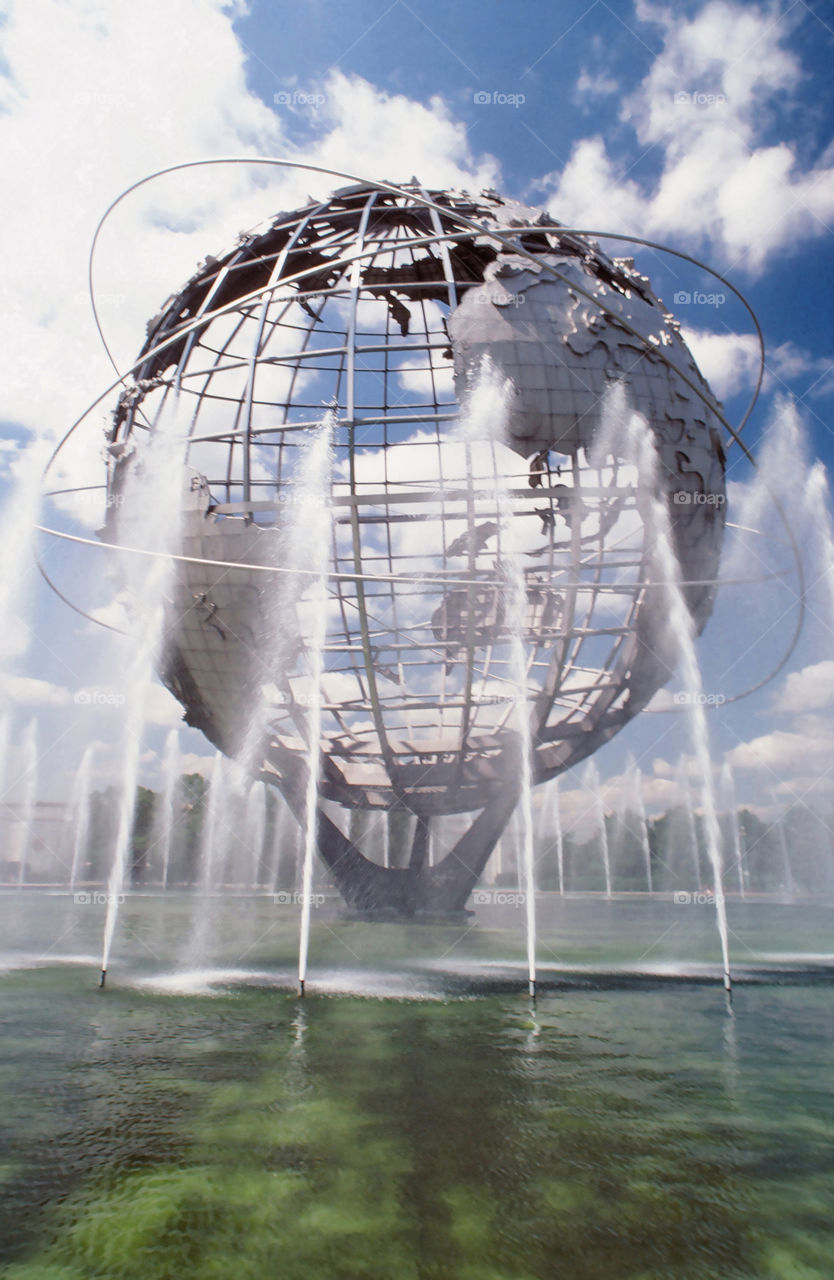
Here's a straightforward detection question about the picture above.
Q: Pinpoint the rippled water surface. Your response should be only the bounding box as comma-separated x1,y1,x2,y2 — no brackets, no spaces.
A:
1,892,833,1278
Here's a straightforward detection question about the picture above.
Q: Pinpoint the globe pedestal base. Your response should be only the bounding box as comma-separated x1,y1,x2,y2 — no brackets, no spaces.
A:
280,781,520,916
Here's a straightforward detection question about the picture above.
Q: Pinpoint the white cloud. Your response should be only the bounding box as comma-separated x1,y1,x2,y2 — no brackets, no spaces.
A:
680,328,833,401
771,662,834,714
141,682,187,728
0,674,72,708
680,328,760,401
311,71,500,194
575,69,620,101
543,2,834,273
727,725,834,776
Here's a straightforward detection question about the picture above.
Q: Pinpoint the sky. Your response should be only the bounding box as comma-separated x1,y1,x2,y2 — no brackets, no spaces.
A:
1,0,834,839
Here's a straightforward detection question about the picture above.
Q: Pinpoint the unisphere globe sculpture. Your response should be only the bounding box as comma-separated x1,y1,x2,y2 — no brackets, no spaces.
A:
103,180,726,913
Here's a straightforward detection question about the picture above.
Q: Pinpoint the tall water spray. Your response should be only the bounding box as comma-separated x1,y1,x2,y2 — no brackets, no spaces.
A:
625,755,653,893
294,413,335,996
247,781,267,888
675,760,702,889
157,729,180,889
184,751,228,968
462,363,537,996
545,779,565,896
595,384,732,993
69,743,95,892
720,761,745,898
99,394,188,986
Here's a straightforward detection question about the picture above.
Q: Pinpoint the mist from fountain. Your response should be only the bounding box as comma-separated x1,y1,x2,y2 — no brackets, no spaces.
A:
461,362,537,995
69,743,94,892
675,760,702,889
291,413,335,996
720,761,745,898
157,729,180,890
381,812,390,869
247,780,267,888
0,441,50,673
184,751,227,967
99,393,188,985
594,383,732,992
15,718,38,887
625,755,653,893
268,797,292,893
543,779,565,896
0,714,8,847
584,759,612,897
778,820,796,902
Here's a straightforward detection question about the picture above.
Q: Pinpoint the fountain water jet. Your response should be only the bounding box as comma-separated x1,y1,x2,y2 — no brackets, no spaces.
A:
594,384,732,993
99,393,188,986
293,413,335,997
247,780,267,888
720,761,745,898
584,760,612,898
183,751,228,970
625,755,653,894
675,760,702,889
461,363,537,997
69,743,94,892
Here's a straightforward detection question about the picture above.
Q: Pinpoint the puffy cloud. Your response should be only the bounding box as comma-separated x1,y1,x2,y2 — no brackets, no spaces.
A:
0,3,498,480
771,661,834,714
727,726,834,776
0,674,72,708
311,70,500,194
680,329,761,401
141,682,188,728
543,2,834,273
574,69,620,103
680,329,834,401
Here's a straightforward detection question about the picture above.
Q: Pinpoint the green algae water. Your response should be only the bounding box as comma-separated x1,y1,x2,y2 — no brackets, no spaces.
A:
1,892,833,1279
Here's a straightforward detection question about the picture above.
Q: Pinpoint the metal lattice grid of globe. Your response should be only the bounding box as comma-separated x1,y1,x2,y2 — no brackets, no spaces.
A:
103,179,726,909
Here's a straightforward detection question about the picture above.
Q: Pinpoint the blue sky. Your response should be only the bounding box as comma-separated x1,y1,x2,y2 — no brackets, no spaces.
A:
1,0,833,832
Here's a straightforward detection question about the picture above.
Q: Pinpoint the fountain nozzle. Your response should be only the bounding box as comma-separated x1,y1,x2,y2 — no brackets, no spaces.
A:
98,969,106,989
299,979,306,998
528,978,537,1000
